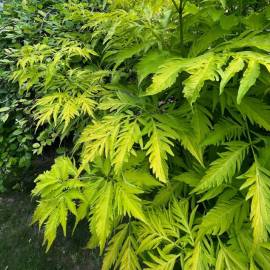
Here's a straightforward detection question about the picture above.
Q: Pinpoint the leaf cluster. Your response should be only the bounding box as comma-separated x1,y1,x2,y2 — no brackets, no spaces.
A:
6,0,270,269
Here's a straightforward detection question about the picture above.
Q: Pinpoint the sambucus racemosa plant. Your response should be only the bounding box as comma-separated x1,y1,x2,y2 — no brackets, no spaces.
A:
12,0,270,268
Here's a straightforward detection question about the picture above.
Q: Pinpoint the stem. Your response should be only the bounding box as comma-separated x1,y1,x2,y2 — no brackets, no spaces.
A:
244,117,256,159
239,0,243,32
171,0,179,11
171,0,185,56
179,0,184,56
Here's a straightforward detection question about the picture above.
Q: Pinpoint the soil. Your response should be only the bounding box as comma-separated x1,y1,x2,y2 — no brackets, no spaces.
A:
0,192,101,270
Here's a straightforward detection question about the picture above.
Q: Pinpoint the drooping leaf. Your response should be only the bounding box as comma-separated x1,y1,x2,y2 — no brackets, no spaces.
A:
237,97,270,131
195,142,249,192
146,58,183,96
144,118,177,182
240,162,270,243
199,197,245,236
102,224,129,270
117,235,141,270
91,181,114,251
144,249,179,270
136,50,172,85
115,181,146,222
237,60,260,104
216,240,248,270
183,54,226,104
113,119,142,173
220,57,245,94
201,118,244,147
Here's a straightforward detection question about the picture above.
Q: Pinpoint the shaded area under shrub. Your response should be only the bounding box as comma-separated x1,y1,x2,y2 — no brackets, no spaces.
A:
0,192,101,270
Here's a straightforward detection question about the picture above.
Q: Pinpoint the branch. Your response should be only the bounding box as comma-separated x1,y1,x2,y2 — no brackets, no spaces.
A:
179,0,184,55
171,0,185,56
171,0,179,12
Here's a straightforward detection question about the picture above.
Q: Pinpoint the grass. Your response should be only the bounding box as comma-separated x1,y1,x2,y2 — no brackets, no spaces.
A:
0,192,101,270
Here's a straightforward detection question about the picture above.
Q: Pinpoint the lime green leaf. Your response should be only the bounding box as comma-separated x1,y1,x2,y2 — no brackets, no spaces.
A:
136,50,171,85
91,181,114,251
240,163,270,243
115,181,146,222
220,58,245,94
144,119,177,182
195,142,249,192
102,224,129,270
237,97,270,131
183,54,226,104
237,60,260,104
199,197,244,236
113,119,142,173
146,58,183,96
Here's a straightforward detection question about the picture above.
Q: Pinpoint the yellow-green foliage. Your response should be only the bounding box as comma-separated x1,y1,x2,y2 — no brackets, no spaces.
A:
11,0,270,269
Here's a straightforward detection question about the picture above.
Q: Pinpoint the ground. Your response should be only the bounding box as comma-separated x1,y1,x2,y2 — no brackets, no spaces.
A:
0,192,100,270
